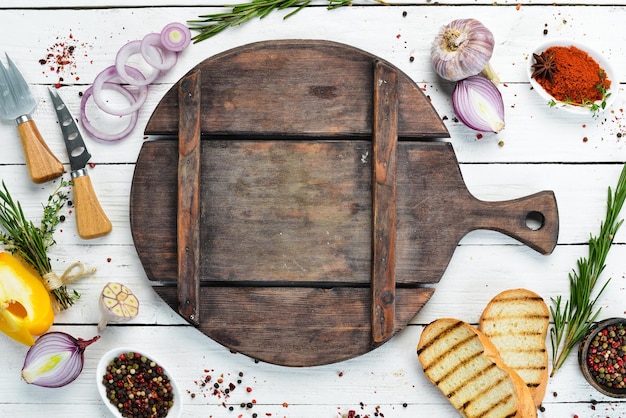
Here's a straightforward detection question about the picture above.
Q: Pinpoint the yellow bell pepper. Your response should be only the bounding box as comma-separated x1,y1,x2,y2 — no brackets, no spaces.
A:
0,252,54,346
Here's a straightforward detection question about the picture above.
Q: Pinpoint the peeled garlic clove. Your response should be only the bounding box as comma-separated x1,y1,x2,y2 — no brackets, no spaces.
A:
98,282,139,331
431,18,500,84
452,75,505,133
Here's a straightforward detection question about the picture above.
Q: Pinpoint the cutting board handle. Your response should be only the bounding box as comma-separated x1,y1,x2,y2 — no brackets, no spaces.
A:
473,190,559,255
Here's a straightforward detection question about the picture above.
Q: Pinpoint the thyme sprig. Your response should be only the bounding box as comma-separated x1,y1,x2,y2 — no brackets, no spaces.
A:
550,163,626,376
0,180,78,310
189,0,383,43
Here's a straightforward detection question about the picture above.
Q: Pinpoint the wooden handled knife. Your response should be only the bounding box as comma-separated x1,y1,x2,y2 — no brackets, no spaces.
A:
48,87,112,239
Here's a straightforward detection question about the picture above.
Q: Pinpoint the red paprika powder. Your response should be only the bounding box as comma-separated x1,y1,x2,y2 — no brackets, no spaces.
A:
533,45,610,104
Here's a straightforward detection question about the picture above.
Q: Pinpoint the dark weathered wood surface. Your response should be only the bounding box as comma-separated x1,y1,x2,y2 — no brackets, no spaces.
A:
153,286,435,366
371,60,399,344
130,140,559,365
177,70,201,326
131,140,559,285
129,40,559,366
145,40,449,139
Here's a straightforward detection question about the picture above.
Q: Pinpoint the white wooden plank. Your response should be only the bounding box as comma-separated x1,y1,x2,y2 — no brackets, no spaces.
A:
1,325,624,415
2,2,626,416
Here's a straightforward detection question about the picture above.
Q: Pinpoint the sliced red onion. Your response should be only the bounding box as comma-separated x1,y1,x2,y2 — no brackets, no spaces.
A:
452,75,505,133
141,32,178,71
115,40,161,86
91,65,148,116
80,22,191,142
80,83,139,142
160,22,191,52
21,332,100,388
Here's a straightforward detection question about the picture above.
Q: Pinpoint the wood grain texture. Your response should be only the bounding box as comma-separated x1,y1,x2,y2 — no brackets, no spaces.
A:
145,40,449,140
131,140,558,286
130,139,558,365
371,60,399,343
2,3,625,416
71,173,112,239
16,119,64,183
177,70,201,325
153,285,435,366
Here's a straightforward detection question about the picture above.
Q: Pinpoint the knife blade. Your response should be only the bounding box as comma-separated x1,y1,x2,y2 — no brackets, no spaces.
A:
47,87,112,239
0,54,64,183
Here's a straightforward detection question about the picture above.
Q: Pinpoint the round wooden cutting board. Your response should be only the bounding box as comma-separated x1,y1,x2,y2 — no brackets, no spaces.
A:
130,40,559,366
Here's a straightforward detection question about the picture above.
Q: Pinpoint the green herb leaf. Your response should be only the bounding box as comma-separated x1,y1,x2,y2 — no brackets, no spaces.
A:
189,0,385,43
550,163,626,376
0,180,76,310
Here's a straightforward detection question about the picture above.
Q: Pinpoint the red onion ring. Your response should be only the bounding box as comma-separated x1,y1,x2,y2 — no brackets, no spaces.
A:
115,40,161,86
92,65,148,116
80,83,139,142
141,33,178,71
160,22,191,52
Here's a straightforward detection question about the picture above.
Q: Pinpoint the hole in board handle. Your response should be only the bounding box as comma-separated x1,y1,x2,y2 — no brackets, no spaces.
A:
525,211,545,231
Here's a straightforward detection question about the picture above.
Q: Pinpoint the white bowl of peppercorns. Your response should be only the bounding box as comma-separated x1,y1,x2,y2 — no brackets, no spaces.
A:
97,347,182,417
579,318,626,398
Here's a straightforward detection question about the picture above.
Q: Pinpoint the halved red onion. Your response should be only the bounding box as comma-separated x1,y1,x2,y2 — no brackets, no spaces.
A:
115,40,161,86
91,65,148,116
21,332,100,388
452,75,505,133
141,32,178,71
160,22,191,52
80,83,139,142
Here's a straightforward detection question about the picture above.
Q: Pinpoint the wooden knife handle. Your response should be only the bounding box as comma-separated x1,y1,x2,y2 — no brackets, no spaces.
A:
16,119,64,183
72,172,112,239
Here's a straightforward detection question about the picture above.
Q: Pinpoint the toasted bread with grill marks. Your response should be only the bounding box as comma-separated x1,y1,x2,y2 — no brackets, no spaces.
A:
479,288,550,408
417,318,536,418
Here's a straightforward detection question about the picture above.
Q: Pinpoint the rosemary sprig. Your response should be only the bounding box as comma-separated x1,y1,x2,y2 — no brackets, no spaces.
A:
188,0,363,43
550,163,626,376
0,180,78,310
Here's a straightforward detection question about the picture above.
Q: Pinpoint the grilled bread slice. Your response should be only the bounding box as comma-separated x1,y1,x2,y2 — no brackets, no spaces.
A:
479,288,550,408
417,318,536,418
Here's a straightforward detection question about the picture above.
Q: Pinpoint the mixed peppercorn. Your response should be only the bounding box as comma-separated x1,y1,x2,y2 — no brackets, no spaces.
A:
585,322,626,391
101,352,175,418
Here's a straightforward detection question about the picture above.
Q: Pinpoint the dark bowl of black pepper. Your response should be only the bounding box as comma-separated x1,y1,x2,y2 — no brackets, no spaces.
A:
578,318,626,398
97,347,182,417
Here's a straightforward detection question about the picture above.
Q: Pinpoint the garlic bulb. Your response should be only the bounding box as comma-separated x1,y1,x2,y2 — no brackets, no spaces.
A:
431,18,500,84
97,282,139,331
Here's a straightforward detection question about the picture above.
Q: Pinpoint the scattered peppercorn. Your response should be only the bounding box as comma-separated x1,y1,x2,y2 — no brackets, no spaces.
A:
101,351,175,418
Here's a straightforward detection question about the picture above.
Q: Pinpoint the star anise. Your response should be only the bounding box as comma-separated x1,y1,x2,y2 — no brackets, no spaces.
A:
531,51,557,82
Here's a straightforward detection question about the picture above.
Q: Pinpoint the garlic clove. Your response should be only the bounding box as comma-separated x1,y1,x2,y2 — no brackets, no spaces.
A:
97,282,139,332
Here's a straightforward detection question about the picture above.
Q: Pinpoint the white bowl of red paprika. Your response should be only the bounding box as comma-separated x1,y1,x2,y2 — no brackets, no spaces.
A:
578,318,626,398
97,347,182,417
527,39,617,116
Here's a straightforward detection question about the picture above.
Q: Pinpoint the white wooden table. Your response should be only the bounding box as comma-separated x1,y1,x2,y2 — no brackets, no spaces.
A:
1,1,626,417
